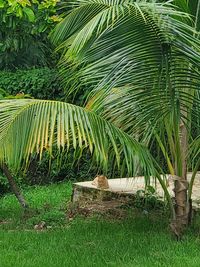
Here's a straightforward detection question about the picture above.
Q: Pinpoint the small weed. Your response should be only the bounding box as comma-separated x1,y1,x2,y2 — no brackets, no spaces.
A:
133,186,166,211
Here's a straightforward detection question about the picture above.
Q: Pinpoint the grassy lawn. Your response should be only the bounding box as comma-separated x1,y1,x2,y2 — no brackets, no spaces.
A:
0,182,200,267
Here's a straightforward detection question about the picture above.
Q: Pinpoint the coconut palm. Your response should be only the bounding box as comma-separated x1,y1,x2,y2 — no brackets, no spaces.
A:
0,0,199,238
50,0,200,236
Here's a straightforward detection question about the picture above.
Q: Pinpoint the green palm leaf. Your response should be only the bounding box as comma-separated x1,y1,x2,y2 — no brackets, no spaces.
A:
50,0,200,179
51,0,200,95
0,99,160,178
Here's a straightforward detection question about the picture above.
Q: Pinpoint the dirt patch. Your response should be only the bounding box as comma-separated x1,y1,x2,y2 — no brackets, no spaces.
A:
67,199,129,220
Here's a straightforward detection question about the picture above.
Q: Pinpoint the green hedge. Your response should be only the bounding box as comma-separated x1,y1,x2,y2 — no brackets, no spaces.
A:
0,68,64,100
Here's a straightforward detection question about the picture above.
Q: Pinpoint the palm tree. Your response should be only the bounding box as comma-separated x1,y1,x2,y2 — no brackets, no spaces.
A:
0,0,199,238
50,0,200,237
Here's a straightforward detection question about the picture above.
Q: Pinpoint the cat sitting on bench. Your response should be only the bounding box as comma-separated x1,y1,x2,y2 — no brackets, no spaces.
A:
92,175,109,189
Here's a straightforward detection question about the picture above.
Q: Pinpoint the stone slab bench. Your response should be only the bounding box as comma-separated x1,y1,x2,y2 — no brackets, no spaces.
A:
72,173,200,209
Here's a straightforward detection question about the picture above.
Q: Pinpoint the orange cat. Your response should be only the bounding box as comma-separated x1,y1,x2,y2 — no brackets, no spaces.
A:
92,175,109,189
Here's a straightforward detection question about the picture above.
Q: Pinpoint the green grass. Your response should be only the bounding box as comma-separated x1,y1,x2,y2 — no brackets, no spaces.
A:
0,182,72,228
0,182,200,267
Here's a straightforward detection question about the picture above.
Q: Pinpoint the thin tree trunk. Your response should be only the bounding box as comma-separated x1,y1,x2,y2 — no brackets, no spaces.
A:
170,123,189,239
1,163,28,209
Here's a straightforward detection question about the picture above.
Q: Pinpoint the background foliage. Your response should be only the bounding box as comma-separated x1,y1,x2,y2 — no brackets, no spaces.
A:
0,0,61,70
0,68,63,100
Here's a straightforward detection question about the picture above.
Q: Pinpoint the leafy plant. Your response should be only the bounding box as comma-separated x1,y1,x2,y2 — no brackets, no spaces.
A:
0,68,64,100
0,0,61,69
50,0,200,238
134,186,165,211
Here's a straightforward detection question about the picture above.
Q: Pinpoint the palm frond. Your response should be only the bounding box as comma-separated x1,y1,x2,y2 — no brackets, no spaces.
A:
50,0,200,177
0,99,159,178
51,0,200,102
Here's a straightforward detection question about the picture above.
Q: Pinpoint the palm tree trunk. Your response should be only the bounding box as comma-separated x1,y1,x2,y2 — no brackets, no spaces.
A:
1,163,28,209
170,123,190,239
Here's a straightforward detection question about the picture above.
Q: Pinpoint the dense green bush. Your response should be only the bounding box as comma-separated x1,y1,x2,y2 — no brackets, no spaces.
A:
0,170,9,195
0,68,64,100
0,0,61,69
23,150,101,186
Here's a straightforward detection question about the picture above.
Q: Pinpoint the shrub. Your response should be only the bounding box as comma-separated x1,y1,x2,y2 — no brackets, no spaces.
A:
0,68,64,100
24,150,99,186
0,0,61,69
